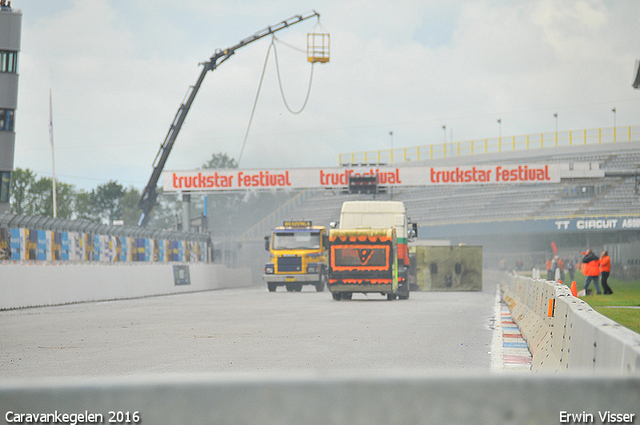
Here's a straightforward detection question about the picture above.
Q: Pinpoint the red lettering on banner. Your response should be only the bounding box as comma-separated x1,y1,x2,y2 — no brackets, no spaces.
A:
171,172,235,189
168,164,557,192
430,165,551,184
495,165,550,182
320,169,354,185
319,168,402,186
237,171,290,188
430,167,491,183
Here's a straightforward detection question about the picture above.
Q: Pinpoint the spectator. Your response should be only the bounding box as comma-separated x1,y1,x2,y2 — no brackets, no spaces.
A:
567,256,576,281
600,251,613,295
582,249,601,295
555,256,565,281
546,258,553,280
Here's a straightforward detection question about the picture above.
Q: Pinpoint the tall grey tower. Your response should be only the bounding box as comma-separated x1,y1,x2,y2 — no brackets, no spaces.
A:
0,2,21,214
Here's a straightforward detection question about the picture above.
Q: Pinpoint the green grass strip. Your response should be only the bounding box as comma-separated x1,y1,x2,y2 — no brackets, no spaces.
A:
563,273,640,334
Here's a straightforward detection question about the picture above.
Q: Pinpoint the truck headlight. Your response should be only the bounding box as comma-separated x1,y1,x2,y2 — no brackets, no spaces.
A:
307,265,318,274
265,264,274,274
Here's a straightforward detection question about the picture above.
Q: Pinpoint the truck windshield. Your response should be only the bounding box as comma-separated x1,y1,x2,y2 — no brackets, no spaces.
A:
333,246,388,267
273,231,321,250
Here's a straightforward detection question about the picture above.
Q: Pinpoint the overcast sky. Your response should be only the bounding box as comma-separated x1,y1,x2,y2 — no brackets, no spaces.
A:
11,0,640,191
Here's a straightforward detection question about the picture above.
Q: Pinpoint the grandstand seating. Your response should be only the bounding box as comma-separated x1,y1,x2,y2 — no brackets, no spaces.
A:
237,140,640,241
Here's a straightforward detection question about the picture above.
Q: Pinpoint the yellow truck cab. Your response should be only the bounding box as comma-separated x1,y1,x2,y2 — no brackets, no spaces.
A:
263,221,328,292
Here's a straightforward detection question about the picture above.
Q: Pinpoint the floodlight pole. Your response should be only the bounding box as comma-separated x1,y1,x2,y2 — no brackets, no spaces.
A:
49,89,57,218
612,108,617,141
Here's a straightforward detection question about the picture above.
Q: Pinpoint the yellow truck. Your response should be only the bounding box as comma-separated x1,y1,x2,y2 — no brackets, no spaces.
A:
328,227,408,300
263,221,328,292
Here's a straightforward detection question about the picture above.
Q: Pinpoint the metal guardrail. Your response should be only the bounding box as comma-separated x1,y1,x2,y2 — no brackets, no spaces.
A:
339,125,640,165
0,212,210,242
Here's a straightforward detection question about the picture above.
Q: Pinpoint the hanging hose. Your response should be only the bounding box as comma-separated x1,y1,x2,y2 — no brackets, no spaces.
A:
237,38,274,165
238,36,316,165
273,39,315,115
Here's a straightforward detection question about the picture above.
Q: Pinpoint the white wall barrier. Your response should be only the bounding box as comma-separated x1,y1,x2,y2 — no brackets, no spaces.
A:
495,271,640,373
1,373,639,425
0,263,252,310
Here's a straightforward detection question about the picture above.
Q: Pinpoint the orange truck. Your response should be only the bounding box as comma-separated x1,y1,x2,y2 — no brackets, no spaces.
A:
328,227,405,300
328,201,417,300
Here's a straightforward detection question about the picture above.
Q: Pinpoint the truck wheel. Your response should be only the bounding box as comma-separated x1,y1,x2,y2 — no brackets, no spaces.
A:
387,293,396,301
332,292,342,301
342,292,352,300
315,273,326,292
398,286,410,300
268,282,277,292
294,283,302,292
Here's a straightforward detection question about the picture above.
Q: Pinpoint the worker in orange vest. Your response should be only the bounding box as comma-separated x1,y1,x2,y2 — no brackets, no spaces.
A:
600,250,613,295
545,258,553,280
582,249,601,295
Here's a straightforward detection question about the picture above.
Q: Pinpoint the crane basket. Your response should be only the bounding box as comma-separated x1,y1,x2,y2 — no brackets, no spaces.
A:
307,32,330,63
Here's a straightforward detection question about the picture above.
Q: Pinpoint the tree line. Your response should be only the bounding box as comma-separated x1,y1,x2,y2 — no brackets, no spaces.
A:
8,152,239,229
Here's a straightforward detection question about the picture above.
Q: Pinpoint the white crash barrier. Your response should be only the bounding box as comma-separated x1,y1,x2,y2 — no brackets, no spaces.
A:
0,373,639,425
0,263,252,310
497,271,640,373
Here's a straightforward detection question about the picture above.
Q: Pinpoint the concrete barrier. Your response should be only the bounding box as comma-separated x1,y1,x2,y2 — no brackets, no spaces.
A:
1,373,639,425
0,263,252,310
494,270,640,373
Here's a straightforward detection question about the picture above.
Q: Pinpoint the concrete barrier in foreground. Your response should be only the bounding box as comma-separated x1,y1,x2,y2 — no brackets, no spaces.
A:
1,373,639,425
492,270,640,373
0,263,252,310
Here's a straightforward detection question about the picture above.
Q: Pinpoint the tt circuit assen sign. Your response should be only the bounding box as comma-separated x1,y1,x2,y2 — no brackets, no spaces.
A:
162,163,593,192
554,217,640,231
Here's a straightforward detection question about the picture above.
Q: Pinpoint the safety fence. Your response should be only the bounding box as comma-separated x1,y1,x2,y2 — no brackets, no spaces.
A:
0,213,211,264
339,125,640,165
494,270,640,373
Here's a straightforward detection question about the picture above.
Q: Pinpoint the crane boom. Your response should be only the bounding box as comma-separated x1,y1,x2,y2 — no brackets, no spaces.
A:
138,11,320,227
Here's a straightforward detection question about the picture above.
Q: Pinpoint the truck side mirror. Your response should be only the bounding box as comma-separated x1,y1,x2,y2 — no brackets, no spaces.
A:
409,223,418,240
264,236,270,251
329,221,338,229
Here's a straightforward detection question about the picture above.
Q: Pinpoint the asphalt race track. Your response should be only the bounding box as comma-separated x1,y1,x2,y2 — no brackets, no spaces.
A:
0,281,498,378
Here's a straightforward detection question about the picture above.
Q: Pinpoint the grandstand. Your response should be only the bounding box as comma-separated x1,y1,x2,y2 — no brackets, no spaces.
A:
236,137,640,270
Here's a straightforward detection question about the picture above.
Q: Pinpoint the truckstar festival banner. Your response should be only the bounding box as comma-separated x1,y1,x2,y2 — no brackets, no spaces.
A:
162,163,599,192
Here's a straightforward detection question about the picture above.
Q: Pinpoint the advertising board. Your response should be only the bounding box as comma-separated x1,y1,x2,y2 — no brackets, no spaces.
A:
162,163,601,192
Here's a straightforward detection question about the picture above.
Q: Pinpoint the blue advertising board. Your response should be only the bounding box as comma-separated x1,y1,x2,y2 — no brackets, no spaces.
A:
422,215,640,238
